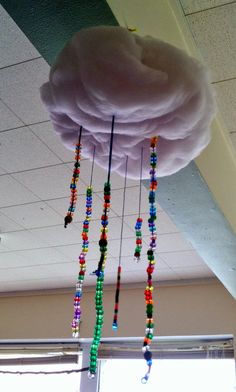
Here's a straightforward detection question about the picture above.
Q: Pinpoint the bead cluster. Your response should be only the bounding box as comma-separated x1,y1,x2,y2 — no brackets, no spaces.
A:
64,142,82,228
88,182,111,378
134,217,143,261
71,186,93,338
142,136,158,384
112,266,121,330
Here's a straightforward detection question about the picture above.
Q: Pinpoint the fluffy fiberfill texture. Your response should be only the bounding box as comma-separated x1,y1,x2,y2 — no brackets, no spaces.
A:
40,26,215,179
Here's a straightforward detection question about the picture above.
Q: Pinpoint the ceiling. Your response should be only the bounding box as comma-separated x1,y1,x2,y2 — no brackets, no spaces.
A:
0,0,235,294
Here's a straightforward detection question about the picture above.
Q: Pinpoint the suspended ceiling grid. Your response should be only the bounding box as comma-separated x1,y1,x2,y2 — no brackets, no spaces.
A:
107,0,236,298
0,2,216,292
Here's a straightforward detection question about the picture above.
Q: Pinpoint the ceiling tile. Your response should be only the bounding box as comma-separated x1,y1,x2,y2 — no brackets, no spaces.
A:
160,250,207,268
145,233,193,253
108,238,141,258
2,201,63,229
111,185,149,216
12,164,87,200
180,0,233,14
0,261,78,281
0,5,40,68
0,212,24,233
74,216,134,243
56,243,84,261
0,167,6,175
30,122,75,162
0,247,67,269
0,251,25,267
124,211,178,237
30,224,82,247
174,265,215,279
187,3,236,82
0,277,74,292
0,242,11,253
0,127,60,173
214,79,236,131
46,191,116,223
0,58,49,124
104,254,168,274
104,267,180,284
0,100,23,131
57,242,107,266
0,175,39,208
1,230,48,251
154,269,180,281
76,160,138,192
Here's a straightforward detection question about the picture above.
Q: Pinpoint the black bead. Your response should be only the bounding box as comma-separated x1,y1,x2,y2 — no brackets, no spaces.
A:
99,239,107,247
64,215,72,228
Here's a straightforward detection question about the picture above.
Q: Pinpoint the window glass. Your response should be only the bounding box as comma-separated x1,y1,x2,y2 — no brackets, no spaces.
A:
99,358,235,392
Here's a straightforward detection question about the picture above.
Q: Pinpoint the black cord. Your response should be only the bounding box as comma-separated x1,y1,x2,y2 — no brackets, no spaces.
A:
0,367,89,375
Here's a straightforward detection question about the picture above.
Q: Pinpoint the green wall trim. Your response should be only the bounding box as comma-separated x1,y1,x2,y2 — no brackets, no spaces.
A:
1,0,118,65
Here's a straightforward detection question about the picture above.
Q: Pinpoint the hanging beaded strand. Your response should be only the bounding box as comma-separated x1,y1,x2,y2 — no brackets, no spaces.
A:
88,116,115,379
141,136,158,384
134,147,144,262
64,126,83,228
112,156,128,330
71,146,96,338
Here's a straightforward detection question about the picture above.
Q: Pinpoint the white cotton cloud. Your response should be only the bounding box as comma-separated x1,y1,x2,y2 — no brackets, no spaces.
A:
40,26,215,179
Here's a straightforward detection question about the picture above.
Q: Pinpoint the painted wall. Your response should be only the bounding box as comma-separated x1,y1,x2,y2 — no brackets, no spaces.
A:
0,281,235,341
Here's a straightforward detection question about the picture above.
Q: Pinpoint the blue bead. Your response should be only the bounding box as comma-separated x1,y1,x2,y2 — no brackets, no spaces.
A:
95,270,104,277
112,322,118,330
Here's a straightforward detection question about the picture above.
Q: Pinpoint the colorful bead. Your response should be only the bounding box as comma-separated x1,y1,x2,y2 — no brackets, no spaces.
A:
142,136,158,382
64,139,82,228
89,182,111,376
134,217,143,262
71,186,93,337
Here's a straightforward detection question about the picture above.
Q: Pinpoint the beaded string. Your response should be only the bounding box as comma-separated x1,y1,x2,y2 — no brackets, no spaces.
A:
71,146,96,338
64,126,83,228
134,147,144,262
112,155,128,331
88,116,115,379
141,137,158,384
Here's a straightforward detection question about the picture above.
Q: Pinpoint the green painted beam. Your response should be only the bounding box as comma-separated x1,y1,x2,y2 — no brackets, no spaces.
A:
1,0,118,65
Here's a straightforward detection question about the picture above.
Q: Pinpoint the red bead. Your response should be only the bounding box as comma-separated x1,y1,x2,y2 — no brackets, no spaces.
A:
147,266,154,274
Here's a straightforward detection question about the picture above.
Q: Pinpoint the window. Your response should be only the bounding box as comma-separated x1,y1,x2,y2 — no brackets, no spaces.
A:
97,335,235,392
0,340,82,392
0,336,235,391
